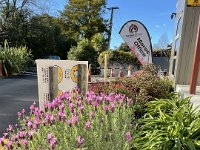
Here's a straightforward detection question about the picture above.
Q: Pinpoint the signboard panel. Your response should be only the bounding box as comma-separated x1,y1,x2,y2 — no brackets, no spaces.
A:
119,20,153,65
188,0,200,6
36,60,88,110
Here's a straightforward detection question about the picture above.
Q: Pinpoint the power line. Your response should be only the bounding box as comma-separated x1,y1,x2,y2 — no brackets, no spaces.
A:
107,6,119,50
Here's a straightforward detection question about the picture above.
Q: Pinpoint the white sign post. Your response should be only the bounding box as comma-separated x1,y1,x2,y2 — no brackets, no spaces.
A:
36,60,88,110
119,20,153,65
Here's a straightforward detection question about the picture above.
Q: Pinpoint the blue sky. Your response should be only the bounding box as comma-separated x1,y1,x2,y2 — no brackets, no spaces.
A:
49,0,176,49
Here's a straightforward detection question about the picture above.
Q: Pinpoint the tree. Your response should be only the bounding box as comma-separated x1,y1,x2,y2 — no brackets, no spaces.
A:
68,38,99,73
26,14,73,59
60,0,108,41
118,42,130,52
157,33,169,49
0,0,35,45
91,33,107,53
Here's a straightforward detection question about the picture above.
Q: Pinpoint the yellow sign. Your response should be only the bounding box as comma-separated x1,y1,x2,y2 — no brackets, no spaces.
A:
70,65,78,83
188,0,200,6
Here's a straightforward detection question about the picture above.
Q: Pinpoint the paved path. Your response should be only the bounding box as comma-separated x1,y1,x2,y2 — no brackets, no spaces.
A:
0,72,38,136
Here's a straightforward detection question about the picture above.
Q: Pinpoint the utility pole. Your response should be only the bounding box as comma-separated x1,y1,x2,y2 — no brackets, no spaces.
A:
107,7,119,50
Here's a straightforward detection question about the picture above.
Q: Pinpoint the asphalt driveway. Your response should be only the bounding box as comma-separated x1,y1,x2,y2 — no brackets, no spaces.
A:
0,72,38,136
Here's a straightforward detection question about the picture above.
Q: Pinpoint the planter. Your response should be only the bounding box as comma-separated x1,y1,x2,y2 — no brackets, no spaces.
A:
0,60,7,77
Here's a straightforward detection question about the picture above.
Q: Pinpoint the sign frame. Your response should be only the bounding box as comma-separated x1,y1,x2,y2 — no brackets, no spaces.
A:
187,0,200,6
119,20,153,65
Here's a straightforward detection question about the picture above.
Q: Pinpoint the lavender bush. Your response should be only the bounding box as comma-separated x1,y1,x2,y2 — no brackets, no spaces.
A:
0,88,134,149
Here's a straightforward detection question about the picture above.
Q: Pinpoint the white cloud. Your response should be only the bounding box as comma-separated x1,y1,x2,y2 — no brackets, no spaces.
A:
155,25,161,28
155,24,167,28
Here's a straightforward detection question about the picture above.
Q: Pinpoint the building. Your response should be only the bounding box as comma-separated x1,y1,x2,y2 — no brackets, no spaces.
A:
169,0,200,86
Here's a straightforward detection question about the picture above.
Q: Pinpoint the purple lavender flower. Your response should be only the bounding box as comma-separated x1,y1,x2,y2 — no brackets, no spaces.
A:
7,140,13,149
19,131,26,138
79,105,84,113
59,103,65,112
89,111,94,120
12,134,19,141
21,139,28,146
69,102,75,113
77,100,82,107
50,115,55,124
21,109,26,114
67,118,72,127
103,105,109,114
50,138,57,149
41,120,46,126
17,112,21,117
30,104,35,112
110,102,115,112
28,131,33,140
0,137,5,146
85,121,91,129
34,117,40,126
93,101,99,110
77,136,84,148
15,124,18,128
96,96,103,102
7,125,13,132
126,131,132,142
3,133,8,138
127,97,133,105
27,121,33,129
73,116,79,125
119,98,124,107
47,133,52,142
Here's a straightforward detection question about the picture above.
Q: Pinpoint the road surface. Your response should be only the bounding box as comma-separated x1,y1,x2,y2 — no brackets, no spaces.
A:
0,72,38,136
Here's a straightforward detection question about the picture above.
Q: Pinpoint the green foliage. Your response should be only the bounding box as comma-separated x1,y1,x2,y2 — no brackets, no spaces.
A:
60,0,108,41
26,14,73,59
119,64,173,105
0,41,33,75
67,38,99,73
116,64,173,118
118,42,130,52
91,33,107,53
89,82,130,96
0,0,32,46
98,50,140,67
133,96,200,150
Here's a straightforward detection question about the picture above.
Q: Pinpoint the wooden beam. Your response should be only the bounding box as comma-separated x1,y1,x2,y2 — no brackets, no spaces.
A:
78,64,88,97
190,15,200,94
49,66,58,101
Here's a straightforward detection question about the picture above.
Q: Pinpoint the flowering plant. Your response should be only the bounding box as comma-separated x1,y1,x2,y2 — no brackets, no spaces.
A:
0,88,133,149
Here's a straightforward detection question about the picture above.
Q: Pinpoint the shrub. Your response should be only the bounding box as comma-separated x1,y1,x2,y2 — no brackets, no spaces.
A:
133,96,200,149
98,50,140,69
0,41,33,76
89,82,131,97
118,64,173,106
0,89,134,150
67,38,100,74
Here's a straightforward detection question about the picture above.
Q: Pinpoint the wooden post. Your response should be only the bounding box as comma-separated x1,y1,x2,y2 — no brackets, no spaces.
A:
127,65,132,76
104,54,108,82
88,64,91,83
78,64,88,96
190,15,200,94
49,66,58,101
110,67,114,78
118,67,122,77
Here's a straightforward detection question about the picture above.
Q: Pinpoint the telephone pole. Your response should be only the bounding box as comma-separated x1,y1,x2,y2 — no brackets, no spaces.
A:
107,7,119,50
